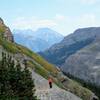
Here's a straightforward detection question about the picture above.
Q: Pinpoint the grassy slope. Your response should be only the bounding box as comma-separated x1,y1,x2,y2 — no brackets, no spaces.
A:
0,23,95,100
0,36,59,78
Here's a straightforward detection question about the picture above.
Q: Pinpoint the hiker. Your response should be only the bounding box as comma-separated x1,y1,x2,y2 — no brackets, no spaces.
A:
48,77,53,88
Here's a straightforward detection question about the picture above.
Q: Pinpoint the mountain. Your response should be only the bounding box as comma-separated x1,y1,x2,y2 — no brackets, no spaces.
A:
39,27,100,66
0,18,13,42
61,36,100,86
0,18,97,100
13,28,64,52
39,27,100,98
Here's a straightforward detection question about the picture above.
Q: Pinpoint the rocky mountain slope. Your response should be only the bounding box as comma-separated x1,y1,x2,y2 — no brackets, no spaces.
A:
39,27,100,86
13,28,64,52
39,27,100,66
0,18,98,100
0,18,13,42
61,37,100,86
39,27,100,99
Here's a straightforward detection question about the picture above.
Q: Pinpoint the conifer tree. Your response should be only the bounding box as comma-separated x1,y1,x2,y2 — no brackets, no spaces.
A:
0,52,37,99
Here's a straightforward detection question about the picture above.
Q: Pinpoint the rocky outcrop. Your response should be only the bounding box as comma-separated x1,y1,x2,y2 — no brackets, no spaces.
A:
0,18,13,42
4,27,14,42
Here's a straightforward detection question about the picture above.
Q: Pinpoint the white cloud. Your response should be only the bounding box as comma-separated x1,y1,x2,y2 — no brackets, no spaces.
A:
76,14,96,27
68,14,100,33
54,14,100,35
12,17,57,30
10,14,100,36
55,14,66,21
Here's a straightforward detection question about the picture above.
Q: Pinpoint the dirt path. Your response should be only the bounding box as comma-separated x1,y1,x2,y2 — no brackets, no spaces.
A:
32,70,82,100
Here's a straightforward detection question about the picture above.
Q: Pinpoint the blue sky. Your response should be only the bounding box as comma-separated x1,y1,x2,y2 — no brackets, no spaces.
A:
0,0,100,35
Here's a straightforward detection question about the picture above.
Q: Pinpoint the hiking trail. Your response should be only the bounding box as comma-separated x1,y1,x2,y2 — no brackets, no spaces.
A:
32,70,82,100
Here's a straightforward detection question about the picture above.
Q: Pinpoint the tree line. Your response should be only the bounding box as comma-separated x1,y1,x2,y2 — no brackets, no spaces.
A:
0,52,37,100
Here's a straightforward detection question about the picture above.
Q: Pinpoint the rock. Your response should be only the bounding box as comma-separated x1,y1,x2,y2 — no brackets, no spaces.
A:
4,27,14,42
0,18,14,42
61,38,100,86
32,70,82,100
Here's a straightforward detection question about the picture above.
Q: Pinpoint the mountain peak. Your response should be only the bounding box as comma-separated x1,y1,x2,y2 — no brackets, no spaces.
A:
13,28,64,52
37,27,58,33
74,27,100,34
36,27,63,37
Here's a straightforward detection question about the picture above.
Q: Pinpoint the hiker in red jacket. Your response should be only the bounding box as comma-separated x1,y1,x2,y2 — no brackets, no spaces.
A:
48,77,53,88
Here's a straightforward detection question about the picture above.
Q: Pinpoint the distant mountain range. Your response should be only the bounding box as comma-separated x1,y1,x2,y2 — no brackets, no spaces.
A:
39,27,100,86
13,28,64,52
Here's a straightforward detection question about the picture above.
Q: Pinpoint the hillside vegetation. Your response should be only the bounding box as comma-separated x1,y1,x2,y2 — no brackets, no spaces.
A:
0,52,37,99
